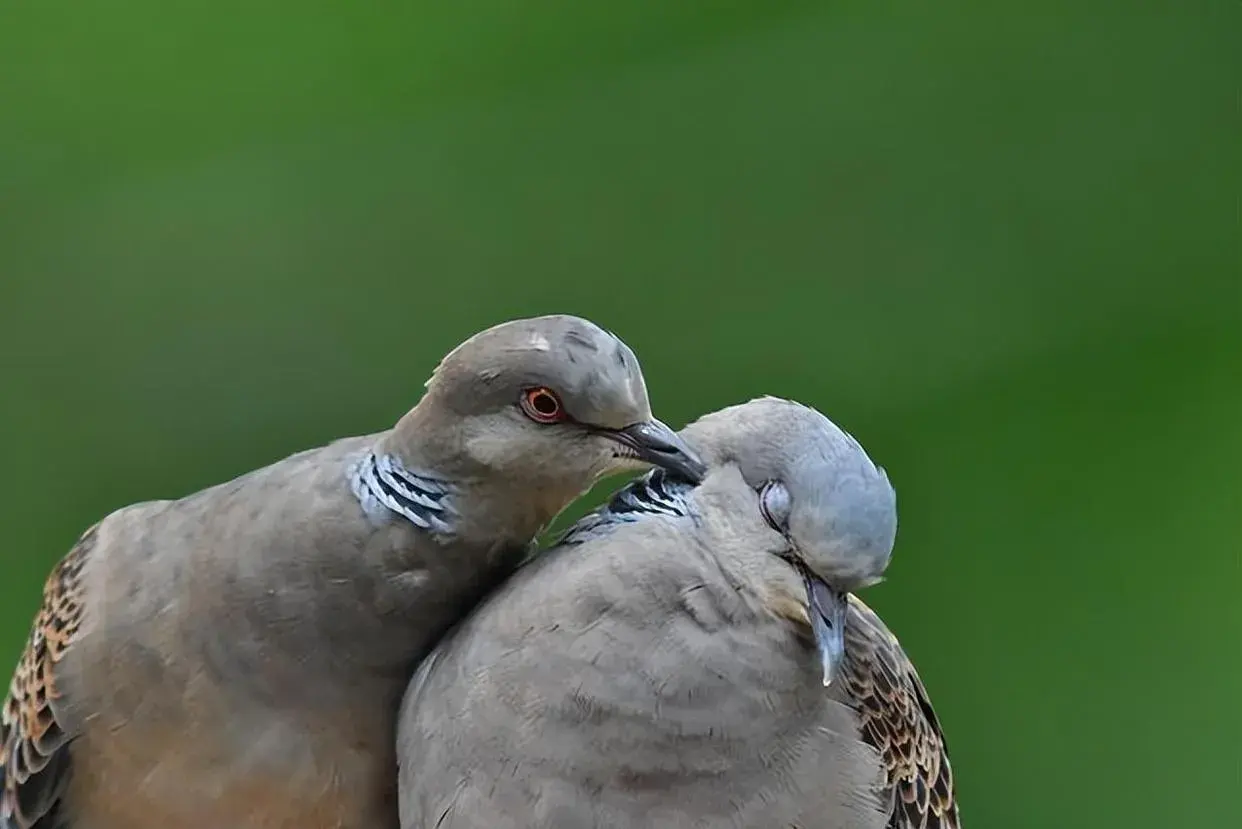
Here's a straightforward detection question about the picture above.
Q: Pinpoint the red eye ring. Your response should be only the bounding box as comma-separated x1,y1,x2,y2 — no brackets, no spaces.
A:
520,387,565,423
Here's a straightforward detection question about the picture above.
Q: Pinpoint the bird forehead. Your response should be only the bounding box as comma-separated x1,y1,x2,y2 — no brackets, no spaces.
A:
682,398,844,480
544,330,650,419
681,397,896,563
459,348,649,425
431,316,652,423
565,362,650,425
789,466,895,546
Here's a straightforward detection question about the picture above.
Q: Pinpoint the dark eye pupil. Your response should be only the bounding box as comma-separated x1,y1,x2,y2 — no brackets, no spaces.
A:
532,392,558,415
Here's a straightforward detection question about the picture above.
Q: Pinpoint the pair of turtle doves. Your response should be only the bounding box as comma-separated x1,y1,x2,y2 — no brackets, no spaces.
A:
1,315,958,829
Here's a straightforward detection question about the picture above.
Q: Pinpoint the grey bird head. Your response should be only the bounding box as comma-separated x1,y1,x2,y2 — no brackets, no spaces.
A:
682,396,897,686
404,315,705,489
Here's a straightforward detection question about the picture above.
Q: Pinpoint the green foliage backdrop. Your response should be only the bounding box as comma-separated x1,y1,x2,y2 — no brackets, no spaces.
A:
2,3,1236,827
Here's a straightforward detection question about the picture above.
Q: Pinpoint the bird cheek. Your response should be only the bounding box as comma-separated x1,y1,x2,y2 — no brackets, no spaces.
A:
594,442,648,477
760,564,811,628
764,590,811,628
462,428,528,472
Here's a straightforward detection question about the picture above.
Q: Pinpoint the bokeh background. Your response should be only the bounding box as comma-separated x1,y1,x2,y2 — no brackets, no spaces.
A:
2,2,1236,826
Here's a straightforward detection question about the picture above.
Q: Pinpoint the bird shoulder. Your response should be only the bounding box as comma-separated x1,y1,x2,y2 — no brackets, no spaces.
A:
843,596,960,829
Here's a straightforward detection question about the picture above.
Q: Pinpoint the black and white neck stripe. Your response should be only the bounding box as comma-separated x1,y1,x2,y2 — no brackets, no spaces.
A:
350,450,458,535
558,469,694,547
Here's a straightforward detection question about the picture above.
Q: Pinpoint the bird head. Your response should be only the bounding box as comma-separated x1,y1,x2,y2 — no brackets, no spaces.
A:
411,315,705,495
681,396,896,686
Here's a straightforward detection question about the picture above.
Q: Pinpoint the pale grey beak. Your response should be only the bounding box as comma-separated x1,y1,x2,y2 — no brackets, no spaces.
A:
805,573,848,687
605,419,706,484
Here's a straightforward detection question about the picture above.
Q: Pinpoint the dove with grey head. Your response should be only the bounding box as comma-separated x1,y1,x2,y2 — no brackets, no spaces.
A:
0,314,703,829
396,396,959,829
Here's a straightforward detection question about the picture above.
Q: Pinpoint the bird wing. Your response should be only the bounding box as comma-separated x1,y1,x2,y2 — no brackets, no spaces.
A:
843,596,961,829
1,524,96,829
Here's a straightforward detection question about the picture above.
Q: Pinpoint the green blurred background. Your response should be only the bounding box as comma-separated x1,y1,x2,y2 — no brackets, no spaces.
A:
2,2,1236,826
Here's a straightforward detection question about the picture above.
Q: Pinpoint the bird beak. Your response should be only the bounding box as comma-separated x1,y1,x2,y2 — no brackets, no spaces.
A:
804,572,848,687
605,419,707,484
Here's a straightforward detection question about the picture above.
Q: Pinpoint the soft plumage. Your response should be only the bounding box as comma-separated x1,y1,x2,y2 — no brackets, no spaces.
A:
843,599,959,829
396,396,958,829
1,525,93,828
0,315,703,829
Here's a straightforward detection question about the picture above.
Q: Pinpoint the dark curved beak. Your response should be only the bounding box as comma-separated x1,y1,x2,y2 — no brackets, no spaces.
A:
606,419,706,484
805,573,848,687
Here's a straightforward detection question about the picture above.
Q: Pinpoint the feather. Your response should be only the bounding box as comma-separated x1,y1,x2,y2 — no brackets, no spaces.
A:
1,524,96,829
844,596,961,829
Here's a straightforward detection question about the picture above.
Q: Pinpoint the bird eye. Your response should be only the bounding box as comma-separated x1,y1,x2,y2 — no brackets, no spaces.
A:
759,480,791,532
520,387,565,423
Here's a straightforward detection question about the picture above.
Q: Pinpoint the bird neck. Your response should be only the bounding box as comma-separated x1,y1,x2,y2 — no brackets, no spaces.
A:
349,446,458,536
455,478,578,549
380,398,457,470
558,469,693,546
362,402,574,548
